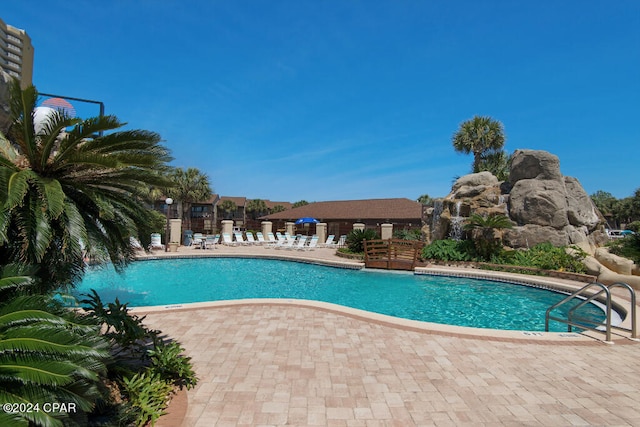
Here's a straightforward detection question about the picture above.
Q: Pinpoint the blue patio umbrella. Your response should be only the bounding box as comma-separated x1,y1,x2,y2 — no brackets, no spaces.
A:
295,217,319,225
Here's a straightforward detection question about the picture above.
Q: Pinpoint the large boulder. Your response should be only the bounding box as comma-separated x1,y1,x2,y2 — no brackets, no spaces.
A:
509,149,563,182
564,176,601,230
451,172,499,198
509,179,569,228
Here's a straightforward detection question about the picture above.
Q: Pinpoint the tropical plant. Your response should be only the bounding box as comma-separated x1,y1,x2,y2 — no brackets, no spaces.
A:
148,340,198,390
476,150,511,181
246,198,269,220
452,115,506,173
345,228,379,253
0,266,110,427
463,213,513,260
495,243,588,273
270,204,286,214
422,239,475,262
292,200,309,208
81,290,159,362
393,228,422,240
0,80,173,292
416,194,433,206
218,199,237,219
121,371,173,427
165,167,213,232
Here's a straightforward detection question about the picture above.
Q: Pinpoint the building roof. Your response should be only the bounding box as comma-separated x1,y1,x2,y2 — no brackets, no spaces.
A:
261,198,423,221
217,196,246,207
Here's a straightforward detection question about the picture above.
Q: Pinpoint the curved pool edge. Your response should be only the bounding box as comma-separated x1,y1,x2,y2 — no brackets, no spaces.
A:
129,250,637,344
129,298,626,345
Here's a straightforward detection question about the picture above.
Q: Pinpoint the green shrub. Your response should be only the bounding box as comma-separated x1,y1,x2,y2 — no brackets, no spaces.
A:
346,229,379,253
81,290,160,361
607,233,640,264
122,371,173,427
494,243,587,273
422,239,475,262
148,341,198,390
393,228,422,240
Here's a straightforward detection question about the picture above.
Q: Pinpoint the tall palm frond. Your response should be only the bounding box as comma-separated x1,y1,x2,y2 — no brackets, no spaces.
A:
452,115,506,173
0,80,174,290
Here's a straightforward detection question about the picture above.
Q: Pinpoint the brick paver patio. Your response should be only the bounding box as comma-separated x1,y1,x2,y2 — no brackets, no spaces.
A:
134,245,640,426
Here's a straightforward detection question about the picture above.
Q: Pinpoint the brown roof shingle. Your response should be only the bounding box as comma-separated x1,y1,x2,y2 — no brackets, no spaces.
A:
262,198,422,221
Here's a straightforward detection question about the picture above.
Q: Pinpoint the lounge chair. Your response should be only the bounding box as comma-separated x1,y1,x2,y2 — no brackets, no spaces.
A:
245,232,257,244
275,232,284,241
287,235,308,250
275,236,297,250
204,234,219,249
221,233,235,246
148,233,164,250
234,232,248,245
265,235,286,249
299,235,318,251
321,235,335,247
337,235,347,247
266,232,277,243
192,233,204,248
130,237,145,251
256,232,267,244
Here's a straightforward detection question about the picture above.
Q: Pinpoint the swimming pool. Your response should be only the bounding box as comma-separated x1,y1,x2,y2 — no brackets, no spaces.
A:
75,257,605,332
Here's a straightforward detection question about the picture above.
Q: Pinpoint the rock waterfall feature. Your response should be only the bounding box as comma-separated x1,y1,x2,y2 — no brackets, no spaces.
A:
423,149,608,250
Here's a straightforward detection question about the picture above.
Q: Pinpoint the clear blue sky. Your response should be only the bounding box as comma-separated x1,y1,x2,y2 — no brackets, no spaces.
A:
4,1,639,202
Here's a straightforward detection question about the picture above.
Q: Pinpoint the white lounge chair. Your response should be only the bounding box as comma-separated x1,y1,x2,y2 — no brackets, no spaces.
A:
245,232,257,244
256,232,267,244
221,233,235,246
321,235,335,247
148,233,164,250
287,235,308,250
275,236,297,250
337,235,347,247
234,232,248,245
266,232,277,243
203,234,219,249
299,235,318,251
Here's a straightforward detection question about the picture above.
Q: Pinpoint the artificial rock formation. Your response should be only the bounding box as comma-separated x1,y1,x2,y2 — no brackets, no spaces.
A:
424,149,608,250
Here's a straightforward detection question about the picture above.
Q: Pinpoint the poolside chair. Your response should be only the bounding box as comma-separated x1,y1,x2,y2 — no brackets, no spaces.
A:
265,235,286,249
148,233,164,250
275,232,284,241
221,233,235,246
336,235,347,248
203,234,219,249
275,236,298,250
130,237,145,251
321,234,335,247
192,233,204,248
256,232,267,244
234,232,248,245
245,232,257,244
287,235,308,250
266,232,277,243
299,235,319,251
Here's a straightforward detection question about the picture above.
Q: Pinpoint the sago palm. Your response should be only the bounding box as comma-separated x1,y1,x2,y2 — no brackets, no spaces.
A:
0,265,109,427
0,80,173,291
452,115,506,173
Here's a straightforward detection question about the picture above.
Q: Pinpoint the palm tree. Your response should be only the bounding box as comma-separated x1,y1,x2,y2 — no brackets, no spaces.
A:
0,80,173,292
452,115,506,173
246,199,268,220
165,167,212,232
0,265,109,427
218,200,237,220
477,150,511,181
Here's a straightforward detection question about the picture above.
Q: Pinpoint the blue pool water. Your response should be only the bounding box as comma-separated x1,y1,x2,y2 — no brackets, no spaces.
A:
75,258,605,331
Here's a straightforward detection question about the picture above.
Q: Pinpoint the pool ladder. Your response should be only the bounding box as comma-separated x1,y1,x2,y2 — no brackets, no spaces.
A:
545,282,637,343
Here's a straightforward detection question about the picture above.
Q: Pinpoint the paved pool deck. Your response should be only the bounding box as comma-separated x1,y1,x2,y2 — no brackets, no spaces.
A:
132,244,640,426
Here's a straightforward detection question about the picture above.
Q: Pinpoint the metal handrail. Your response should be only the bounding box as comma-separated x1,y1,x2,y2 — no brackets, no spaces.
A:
545,281,637,343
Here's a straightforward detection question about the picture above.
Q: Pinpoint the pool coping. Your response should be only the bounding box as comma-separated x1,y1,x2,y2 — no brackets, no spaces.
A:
128,253,638,344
